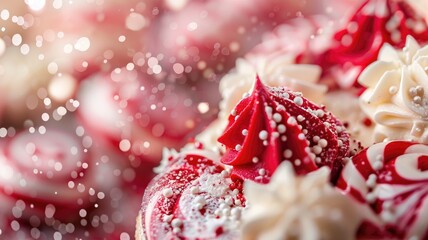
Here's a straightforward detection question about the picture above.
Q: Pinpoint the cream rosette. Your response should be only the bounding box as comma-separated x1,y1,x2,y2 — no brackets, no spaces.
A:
241,162,366,240
197,54,327,150
359,35,428,143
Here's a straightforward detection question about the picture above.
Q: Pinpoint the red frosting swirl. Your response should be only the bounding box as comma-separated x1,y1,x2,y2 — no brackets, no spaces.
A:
218,77,350,183
140,146,245,240
337,141,428,239
321,0,428,89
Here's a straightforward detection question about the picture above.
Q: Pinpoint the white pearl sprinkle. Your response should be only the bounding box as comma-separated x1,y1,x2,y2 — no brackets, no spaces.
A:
283,149,293,158
312,145,322,155
294,96,303,106
259,130,268,140
190,186,199,195
287,117,297,125
318,139,328,148
277,124,286,133
162,188,173,198
171,218,182,227
242,129,248,136
273,113,282,122
235,144,242,151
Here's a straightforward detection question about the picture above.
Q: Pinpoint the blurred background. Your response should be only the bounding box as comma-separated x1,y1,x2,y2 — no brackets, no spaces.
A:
0,0,396,239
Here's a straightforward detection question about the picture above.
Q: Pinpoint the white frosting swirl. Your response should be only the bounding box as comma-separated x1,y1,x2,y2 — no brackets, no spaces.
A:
197,54,327,150
359,35,428,143
241,162,363,240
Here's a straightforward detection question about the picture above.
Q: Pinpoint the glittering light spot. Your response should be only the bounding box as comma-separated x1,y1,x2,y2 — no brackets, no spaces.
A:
27,0,46,11
197,102,209,114
187,22,198,31
0,10,9,20
48,74,77,101
53,231,62,240
0,39,5,56
63,44,73,54
119,139,131,152
120,232,131,240
45,204,56,218
57,106,67,116
165,0,188,10
0,165,13,180
11,220,20,231
74,37,90,52
75,126,85,137
0,128,7,138
229,42,240,52
152,123,165,137
12,34,22,46
41,113,49,121
173,63,184,74
52,0,63,9
20,44,30,55
126,13,146,31
38,126,46,134
54,162,63,171
152,65,162,74
147,57,158,68
118,35,126,43
47,62,58,74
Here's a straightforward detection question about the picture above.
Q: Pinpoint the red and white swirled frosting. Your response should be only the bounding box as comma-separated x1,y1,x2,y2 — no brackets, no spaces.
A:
0,129,107,224
139,146,245,240
337,141,428,239
321,0,428,89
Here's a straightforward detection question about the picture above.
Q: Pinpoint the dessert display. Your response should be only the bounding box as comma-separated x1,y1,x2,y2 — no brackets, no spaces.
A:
2,0,428,239
138,0,428,239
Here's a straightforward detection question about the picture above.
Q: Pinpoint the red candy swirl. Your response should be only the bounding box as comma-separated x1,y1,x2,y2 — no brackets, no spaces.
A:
0,129,106,225
218,77,350,183
337,141,428,239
